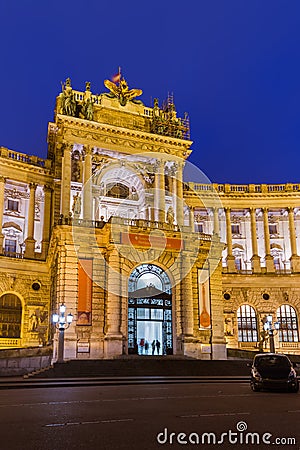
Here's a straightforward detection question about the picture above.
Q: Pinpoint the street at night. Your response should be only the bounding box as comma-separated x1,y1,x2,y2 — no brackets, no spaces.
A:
0,380,299,450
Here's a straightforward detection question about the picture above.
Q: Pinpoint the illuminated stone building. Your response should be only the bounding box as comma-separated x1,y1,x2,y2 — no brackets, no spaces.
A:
0,76,299,360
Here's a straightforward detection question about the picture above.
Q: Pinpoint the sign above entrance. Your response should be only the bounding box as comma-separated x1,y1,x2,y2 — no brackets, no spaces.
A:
121,232,183,251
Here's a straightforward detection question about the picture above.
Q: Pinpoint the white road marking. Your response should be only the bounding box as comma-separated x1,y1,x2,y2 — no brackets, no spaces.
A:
180,412,250,418
45,418,134,427
0,392,265,409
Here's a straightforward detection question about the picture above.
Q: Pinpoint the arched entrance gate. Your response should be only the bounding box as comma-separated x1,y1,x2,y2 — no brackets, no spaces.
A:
128,264,173,355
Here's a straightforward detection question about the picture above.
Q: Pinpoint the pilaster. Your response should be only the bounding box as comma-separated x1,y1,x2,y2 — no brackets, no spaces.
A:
181,255,194,337
262,207,274,273
249,208,261,273
288,207,300,272
41,184,53,259
0,176,6,253
60,143,72,217
225,208,236,272
213,207,219,236
83,145,93,220
176,162,184,227
104,249,123,357
24,182,37,258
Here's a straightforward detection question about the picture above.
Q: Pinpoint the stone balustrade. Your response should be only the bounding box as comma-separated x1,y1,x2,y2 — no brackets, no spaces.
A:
0,146,51,169
186,182,300,194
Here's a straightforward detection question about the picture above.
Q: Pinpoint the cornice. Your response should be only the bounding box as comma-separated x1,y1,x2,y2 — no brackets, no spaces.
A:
56,114,192,159
0,159,52,178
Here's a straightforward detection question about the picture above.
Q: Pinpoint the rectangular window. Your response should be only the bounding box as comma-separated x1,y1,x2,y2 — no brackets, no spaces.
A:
7,199,19,212
195,223,204,233
137,308,150,320
269,223,278,235
231,224,240,235
4,239,16,253
151,309,163,320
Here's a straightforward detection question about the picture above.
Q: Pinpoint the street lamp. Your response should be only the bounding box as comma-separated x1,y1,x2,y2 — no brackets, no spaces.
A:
263,315,280,353
52,303,73,363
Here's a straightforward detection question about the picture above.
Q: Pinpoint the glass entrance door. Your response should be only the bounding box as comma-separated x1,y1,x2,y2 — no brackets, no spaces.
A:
128,298,173,355
128,264,173,356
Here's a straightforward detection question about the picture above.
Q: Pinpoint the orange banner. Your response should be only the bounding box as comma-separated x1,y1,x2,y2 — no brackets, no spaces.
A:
121,232,183,251
78,259,93,325
198,269,211,329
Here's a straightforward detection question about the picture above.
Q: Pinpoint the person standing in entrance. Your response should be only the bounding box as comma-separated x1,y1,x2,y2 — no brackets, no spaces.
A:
156,339,161,355
151,340,156,355
144,340,149,355
139,338,145,354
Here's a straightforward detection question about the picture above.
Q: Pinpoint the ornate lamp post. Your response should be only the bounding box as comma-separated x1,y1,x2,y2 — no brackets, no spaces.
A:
52,303,73,363
264,315,280,353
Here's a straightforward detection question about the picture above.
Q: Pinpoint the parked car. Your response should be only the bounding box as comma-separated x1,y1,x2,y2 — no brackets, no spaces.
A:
248,353,299,393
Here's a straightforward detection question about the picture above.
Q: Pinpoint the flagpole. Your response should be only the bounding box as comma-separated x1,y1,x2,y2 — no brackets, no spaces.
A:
118,66,121,85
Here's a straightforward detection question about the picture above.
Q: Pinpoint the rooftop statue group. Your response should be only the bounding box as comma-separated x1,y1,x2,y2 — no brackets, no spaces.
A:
58,75,190,140
59,78,94,120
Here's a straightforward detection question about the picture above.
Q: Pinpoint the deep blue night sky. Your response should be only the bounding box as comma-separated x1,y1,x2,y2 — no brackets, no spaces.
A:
1,0,300,184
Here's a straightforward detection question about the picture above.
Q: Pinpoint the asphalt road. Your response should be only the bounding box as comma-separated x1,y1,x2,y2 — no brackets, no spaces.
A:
0,381,299,450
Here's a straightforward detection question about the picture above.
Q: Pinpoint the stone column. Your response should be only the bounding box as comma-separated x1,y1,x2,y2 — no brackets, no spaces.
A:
189,206,194,231
262,207,274,272
224,208,236,272
83,145,93,220
60,144,72,218
41,185,52,259
250,208,261,272
0,176,6,253
287,207,300,272
176,162,184,227
154,159,166,222
172,165,177,224
213,207,219,236
104,249,123,357
24,183,37,258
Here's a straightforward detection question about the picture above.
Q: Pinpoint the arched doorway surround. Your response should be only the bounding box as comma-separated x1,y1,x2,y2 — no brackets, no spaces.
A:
128,264,173,355
0,293,22,338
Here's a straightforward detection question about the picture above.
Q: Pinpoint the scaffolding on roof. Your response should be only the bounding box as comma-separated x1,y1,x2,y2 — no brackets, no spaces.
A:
150,94,190,140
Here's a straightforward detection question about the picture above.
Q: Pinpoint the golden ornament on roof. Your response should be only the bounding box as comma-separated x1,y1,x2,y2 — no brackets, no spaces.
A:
104,77,143,106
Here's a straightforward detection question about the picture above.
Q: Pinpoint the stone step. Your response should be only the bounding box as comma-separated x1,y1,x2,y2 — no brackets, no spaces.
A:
32,358,252,378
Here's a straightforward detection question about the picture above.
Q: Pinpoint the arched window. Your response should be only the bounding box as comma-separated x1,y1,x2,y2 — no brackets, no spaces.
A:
106,182,129,199
237,304,258,342
276,304,299,342
0,294,22,338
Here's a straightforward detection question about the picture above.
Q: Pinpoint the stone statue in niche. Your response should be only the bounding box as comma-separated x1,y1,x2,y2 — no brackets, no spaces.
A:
71,158,81,182
28,312,38,332
131,186,138,200
72,193,81,216
166,207,175,225
224,317,234,336
28,308,48,333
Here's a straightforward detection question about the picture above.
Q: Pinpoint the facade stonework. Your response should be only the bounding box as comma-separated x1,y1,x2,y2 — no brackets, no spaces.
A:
0,77,299,360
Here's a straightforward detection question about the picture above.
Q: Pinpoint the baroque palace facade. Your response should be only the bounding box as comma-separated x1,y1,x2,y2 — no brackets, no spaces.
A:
0,75,299,360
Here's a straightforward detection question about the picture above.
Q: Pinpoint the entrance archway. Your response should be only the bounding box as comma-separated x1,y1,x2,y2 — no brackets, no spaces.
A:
128,264,173,355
